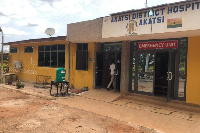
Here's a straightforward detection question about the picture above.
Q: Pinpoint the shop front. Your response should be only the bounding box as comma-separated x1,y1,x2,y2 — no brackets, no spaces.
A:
67,0,200,104
99,0,200,104
131,38,187,101
94,38,187,102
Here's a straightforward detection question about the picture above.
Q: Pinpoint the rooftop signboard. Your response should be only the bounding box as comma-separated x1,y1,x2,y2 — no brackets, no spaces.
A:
102,1,200,38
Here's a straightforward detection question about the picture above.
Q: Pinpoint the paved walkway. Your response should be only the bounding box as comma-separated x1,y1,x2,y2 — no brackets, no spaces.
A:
1,82,200,133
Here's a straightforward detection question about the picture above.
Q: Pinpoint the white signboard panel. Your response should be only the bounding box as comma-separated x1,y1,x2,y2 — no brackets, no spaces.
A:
102,1,200,38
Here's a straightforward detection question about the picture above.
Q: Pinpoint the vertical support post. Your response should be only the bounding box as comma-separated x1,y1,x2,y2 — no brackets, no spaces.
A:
120,41,131,95
67,41,70,82
93,42,97,89
1,33,3,83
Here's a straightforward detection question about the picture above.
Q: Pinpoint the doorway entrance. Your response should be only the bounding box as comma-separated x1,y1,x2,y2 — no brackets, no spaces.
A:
102,52,121,91
95,43,122,92
136,51,176,101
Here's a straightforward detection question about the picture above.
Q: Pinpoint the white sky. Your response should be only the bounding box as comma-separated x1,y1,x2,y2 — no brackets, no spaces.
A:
0,0,181,51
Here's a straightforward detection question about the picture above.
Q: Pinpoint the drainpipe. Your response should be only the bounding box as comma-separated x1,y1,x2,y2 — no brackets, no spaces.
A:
67,36,70,82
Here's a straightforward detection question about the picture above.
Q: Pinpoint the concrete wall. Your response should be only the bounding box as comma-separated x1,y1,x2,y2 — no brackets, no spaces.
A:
69,42,95,90
67,18,103,42
187,36,200,104
9,40,68,83
9,40,95,90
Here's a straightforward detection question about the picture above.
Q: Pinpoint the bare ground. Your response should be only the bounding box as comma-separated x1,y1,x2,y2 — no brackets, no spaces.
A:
0,88,154,133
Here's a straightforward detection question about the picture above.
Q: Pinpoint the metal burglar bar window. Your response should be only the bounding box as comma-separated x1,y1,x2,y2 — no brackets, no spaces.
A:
10,47,17,53
38,44,65,67
24,46,33,53
76,43,88,70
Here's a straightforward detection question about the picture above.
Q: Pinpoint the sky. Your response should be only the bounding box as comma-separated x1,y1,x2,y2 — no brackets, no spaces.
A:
0,0,181,52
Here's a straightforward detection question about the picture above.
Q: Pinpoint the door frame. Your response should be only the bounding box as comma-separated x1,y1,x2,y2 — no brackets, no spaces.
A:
105,51,121,90
132,39,184,101
176,38,188,101
114,51,121,92
95,42,122,89
167,51,177,101
95,52,104,88
134,51,156,96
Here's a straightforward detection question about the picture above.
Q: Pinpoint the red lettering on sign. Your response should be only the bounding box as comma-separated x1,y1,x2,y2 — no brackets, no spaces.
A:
138,41,178,49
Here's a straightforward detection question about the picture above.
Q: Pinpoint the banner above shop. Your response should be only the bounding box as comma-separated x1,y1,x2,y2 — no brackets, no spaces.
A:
138,40,178,49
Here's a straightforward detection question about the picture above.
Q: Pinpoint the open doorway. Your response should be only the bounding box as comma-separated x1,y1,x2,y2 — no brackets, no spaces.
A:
102,52,121,91
95,43,122,92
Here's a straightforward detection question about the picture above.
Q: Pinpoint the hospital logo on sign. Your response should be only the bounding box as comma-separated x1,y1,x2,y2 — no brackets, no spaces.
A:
126,20,137,36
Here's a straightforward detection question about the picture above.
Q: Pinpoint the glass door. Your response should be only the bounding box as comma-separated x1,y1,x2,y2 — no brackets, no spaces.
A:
137,52,155,94
167,51,176,101
154,52,169,97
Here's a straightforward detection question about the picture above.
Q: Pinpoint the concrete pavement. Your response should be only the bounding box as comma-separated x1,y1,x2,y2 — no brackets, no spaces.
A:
54,88,200,133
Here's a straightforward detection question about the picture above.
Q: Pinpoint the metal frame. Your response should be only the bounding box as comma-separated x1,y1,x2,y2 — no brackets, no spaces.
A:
94,42,122,89
176,38,188,101
114,51,121,92
94,43,104,88
130,37,187,101
95,51,104,88
38,44,65,68
10,47,18,53
76,43,88,70
134,51,156,96
50,80,69,96
24,46,34,53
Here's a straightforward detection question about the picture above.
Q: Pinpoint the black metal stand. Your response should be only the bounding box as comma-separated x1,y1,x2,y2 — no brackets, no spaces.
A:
50,80,69,96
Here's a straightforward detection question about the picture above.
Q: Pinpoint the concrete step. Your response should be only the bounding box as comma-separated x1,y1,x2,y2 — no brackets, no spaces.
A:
122,93,200,113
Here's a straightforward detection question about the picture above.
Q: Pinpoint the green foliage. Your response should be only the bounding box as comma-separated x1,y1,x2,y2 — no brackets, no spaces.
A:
132,73,135,78
132,66,135,71
16,80,24,89
0,54,10,74
180,67,185,74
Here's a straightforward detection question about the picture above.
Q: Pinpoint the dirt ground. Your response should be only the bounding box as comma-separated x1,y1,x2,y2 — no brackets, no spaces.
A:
0,87,154,133
1,82,200,133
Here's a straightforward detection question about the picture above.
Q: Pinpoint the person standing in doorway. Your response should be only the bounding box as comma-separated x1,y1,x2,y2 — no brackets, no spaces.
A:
107,62,115,90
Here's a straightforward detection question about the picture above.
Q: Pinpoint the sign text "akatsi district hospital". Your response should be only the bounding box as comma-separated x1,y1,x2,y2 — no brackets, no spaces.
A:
111,2,200,26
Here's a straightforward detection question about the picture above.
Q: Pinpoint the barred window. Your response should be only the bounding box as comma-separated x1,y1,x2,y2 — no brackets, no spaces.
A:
38,44,65,67
24,46,33,53
10,47,17,53
76,43,88,70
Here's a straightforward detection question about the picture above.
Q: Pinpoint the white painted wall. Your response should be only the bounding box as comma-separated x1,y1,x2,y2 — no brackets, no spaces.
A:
102,1,200,38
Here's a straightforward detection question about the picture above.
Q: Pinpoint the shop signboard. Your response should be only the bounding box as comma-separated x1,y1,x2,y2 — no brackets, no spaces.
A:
102,1,200,38
138,40,178,49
